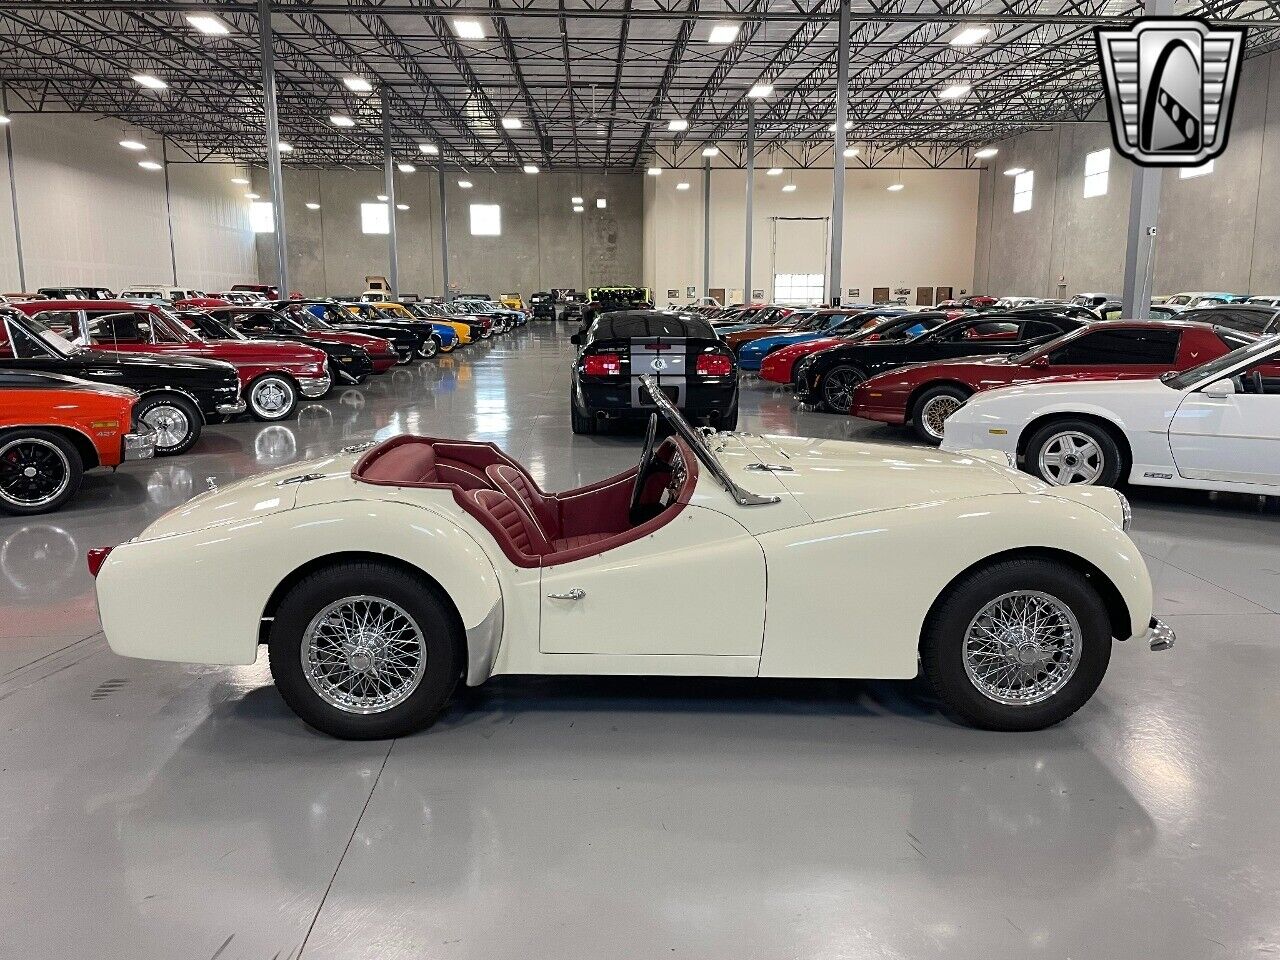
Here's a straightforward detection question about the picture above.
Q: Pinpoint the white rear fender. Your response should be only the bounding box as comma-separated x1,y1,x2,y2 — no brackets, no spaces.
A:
96,500,503,677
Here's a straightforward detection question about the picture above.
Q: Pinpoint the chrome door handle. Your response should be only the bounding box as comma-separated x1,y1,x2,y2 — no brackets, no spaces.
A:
546,588,586,601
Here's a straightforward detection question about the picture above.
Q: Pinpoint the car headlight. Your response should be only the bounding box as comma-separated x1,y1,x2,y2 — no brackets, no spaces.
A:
1116,490,1132,531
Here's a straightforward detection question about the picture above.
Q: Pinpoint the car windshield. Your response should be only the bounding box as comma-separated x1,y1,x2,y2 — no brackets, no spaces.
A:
636,374,779,508
198,315,247,340
1163,335,1280,389
18,315,79,357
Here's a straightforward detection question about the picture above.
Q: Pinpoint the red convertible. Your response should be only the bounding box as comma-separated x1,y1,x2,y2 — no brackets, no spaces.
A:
13,299,331,422
851,319,1250,443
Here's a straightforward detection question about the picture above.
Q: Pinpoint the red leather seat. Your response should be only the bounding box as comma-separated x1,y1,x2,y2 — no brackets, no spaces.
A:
486,464,614,552
361,442,439,484
467,489,551,558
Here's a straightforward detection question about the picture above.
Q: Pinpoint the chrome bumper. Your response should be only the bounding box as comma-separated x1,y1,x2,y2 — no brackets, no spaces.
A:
298,374,332,398
216,400,247,415
1138,617,1176,651
122,429,157,461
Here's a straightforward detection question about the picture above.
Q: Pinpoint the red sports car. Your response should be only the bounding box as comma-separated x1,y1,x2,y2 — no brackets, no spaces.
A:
13,299,331,422
760,312,957,385
851,319,1250,443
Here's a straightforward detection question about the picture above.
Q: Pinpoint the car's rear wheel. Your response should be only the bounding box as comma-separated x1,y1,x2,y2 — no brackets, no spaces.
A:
910,385,970,444
921,558,1111,731
570,388,597,435
439,338,457,353
819,365,866,412
1025,419,1123,487
268,562,461,739
136,393,202,456
0,430,83,515
247,374,298,422
416,336,439,360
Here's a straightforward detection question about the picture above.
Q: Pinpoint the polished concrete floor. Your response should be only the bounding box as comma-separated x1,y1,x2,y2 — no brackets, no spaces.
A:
2,323,1278,959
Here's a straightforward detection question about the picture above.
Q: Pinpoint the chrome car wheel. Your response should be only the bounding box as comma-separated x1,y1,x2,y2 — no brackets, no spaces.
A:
141,403,191,450
301,595,428,714
417,337,439,359
0,438,71,509
250,377,295,419
1036,431,1104,485
962,590,1081,706
920,394,964,440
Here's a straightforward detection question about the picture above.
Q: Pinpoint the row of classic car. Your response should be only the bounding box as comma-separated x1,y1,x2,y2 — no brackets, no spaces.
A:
0,291,530,515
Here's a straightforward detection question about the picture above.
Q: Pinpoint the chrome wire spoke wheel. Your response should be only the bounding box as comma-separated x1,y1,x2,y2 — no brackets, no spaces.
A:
1037,431,1104,485
301,595,428,714
822,368,864,410
963,590,1082,706
251,378,293,417
0,438,70,508
141,404,190,450
921,395,963,440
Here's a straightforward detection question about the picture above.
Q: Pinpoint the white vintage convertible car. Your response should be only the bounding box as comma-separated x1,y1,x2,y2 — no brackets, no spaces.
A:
942,335,1280,493
92,376,1171,739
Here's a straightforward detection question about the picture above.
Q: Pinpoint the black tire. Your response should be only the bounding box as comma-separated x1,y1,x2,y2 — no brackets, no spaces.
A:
268,561,462,739
1024,418,1123,487
717,402,739,431
818,364,867,413
570,388,596,435
246,373,299,422
439,338,457,353
921,558,1112,731
416,336,439,360
135,392,202,456
910,384,971,445
0,429,84,515
329,358,367,386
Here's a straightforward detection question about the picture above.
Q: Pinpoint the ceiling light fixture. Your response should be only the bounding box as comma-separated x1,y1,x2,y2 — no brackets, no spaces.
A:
523,163,539,174
342,76,373,93
573,205,584,212
452,17,486,39
974,147,999,159
419,143,439,155
702,146,720,158
277,142,293,152
887,183,905,192
596,198,607,209
501,116,523,130
1004,166,1026,176
949,26,991,46
397,203,409,211
938,84,972,99
138,160,163,171
132,73,167,90
458,179,473,189
231,177,250,185
185,13,230,35
305,202,320,210
329,114,355,127
747,83,773,99
782,183,797,192
119,139,146,151
376,194,389,201
647,166,662,175
398,162,416,173
245,192,260,199
843,147,859,158
571,195,583,204
676,182,691,191
766,167,783,176
708,23,739,44
0,115,9,125
667,118,689,132
828,120,853,132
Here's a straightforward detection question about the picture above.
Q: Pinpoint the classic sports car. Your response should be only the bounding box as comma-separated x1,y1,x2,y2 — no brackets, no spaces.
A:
354,300,472,348
738,308,908,372
275,300,433,362
1,370,155,514
852,320,1250,444
759,312,954,385
14,300,331,422
794,310,1088,412
91,375,1171,739
184,306,385,380
570,309,738,433
1180,302,1280,338
941,336,1280,492
0,307,242,455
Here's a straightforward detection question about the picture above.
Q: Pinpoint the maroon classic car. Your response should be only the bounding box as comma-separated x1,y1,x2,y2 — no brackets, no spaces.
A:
198,304,400,374
13,299,331,422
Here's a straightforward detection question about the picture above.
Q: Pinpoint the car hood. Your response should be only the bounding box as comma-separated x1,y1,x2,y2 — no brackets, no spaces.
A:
710,432,1025,522
205,341,326,364
84,349,239,377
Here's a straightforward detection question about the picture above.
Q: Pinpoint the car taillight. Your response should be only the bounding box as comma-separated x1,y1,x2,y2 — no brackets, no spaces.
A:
582,353,623,376
87,546,114,578
696,353,733,376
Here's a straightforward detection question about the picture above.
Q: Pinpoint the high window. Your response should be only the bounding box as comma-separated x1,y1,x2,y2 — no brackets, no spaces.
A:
470,203,502,236
1013,170,1034,213
1083,149,1110,198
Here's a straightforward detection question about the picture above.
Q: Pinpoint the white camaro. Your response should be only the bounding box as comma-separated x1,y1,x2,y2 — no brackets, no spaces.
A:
942,335,1280,494
92,376,1171,739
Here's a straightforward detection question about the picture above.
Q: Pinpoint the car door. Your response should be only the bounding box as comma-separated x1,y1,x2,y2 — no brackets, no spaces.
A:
1169,356,1280,488
1040,327,1182,380
924,318,1026,361
539,506,767,658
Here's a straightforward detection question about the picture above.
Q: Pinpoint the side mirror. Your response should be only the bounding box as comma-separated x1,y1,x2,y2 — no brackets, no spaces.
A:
570,333,582,345
1029,355,1050,369
1202,378,1235,397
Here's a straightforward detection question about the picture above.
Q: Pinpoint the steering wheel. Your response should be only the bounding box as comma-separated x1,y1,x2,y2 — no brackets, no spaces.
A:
629,413,661,525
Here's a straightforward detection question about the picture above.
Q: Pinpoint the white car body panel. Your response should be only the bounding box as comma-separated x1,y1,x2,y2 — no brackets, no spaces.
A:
97,431,1158,685
941,342,1280,494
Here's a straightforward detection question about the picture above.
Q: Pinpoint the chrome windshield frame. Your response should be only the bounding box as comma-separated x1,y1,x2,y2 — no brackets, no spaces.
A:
637,373,780,507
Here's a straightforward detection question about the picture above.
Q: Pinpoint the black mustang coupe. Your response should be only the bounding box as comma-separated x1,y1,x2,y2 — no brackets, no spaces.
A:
793,310,1090,412
570,309,738,434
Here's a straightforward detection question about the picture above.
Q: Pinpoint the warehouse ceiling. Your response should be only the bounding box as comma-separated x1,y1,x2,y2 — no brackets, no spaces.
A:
1,1,1278,171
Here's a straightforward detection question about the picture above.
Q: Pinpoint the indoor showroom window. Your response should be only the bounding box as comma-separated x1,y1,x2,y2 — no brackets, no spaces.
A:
361,202,389,235
470,203,502,236
1083,149,1110,198
1181,160,1214,179
774,273,825,305
249,201,275,233
1013,170,1034,213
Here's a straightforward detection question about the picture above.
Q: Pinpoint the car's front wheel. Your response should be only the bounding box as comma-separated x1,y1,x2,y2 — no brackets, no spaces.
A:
268,561,462,739
818,364,866,412
438,338,457,353
921,558,1112,731
910,384,970,444
1025,418,1123,487
247,374,299,422
136,393,202,455
416,336,439,360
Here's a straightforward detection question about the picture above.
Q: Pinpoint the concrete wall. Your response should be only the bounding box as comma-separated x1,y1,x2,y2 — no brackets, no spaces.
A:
254,168,644,298
974,48,1280,297
644,166,980,306
0,113,255,293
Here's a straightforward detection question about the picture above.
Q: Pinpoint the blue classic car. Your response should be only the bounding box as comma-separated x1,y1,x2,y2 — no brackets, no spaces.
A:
737,308,909,372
